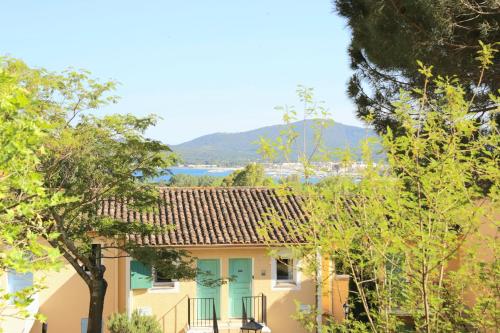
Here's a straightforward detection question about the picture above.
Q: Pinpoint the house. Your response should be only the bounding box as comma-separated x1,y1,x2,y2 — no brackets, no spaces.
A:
2,187,350,333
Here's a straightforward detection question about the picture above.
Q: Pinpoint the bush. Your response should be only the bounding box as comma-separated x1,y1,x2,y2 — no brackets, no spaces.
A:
107,312,129,333
108,310,162,333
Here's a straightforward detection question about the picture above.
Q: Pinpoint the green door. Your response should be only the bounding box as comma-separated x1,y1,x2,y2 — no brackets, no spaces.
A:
197,259,221,320
229,258,252,318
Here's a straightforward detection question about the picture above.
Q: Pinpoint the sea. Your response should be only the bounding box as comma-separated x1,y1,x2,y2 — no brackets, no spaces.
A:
153,166,322,183
153,167,235,183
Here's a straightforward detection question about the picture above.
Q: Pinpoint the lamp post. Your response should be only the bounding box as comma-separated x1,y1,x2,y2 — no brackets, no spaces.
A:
240,318,263,333
343,302,350,320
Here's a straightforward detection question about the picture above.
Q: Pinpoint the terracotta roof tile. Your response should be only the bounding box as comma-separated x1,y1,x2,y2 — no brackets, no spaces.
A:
101,187,306,246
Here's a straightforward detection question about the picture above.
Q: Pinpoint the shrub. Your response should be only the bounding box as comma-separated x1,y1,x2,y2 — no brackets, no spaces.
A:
107,310,162,333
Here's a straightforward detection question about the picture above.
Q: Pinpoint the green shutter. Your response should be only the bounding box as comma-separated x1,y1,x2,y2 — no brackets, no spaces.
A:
130,260,152,289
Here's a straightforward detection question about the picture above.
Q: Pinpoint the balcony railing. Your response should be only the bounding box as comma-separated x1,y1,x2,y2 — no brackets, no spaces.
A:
187,297,219,332
187,294,266,332
242,293,267,325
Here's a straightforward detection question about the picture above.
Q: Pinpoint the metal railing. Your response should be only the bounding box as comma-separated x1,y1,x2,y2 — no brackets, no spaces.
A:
187,297,219,332
241,293,267,325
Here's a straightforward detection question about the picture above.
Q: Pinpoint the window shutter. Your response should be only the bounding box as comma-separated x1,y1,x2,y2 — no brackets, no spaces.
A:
130,260,152,289
81,318,103,333
81,318,87,333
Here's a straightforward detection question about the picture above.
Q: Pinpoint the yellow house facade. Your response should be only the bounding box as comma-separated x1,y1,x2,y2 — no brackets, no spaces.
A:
2,187,349,333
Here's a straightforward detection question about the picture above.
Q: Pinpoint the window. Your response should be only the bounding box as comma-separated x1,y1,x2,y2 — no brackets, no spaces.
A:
272,255,300,290
7,271,34,304
276,258,294,282
7,271,33,293
152,267,176,288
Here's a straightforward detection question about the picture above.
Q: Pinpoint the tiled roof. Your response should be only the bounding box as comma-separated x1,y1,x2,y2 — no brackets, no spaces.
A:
99,187,306,246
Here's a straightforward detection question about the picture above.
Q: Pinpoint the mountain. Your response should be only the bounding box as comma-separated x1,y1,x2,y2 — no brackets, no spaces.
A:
170,119,378,165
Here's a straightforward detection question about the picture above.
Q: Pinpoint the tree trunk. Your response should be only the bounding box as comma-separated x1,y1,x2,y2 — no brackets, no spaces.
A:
87,276,108,333
315,249,323,333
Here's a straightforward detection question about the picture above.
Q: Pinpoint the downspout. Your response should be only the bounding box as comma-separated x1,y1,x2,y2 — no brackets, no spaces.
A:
316,249,323,333
114,249,119,314
125,256,131,317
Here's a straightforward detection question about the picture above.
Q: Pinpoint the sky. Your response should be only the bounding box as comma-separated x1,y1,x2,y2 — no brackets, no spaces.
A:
1,0,362,144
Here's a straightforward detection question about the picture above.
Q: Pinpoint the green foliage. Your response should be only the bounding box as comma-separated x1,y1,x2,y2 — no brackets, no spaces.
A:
259,47,499,332
279,174,302,185
107,312,131,333
259,85,364,181
222,163,273,186
335,0,499,134
0,57,66,326
167,174,223,187
107,311,162,333
1,58,196,333
293,301,318,333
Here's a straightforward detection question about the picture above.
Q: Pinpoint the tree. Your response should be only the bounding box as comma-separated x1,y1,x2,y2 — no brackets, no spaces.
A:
334,0,499,134
0,58,63,327
259,45,499,332
167,174,223,187
257,85,335,182
222,163,274,186
5,59,197,333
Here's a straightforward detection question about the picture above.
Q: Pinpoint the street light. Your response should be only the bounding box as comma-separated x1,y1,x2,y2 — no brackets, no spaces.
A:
240,318,263,333
343,302,350,319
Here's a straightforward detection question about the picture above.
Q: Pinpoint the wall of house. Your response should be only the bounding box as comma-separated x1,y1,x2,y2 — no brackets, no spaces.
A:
3,202,494,333
25,247,122,333
320,258,349,324
131,247,318,333
460,205,498,307
330,275,349,322
1,245,348,333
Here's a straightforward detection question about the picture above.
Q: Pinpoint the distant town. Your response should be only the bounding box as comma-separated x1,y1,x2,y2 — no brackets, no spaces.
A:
178,161,370,179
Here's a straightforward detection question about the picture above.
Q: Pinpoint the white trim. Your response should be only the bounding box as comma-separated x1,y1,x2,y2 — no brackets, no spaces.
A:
148,281,180,294
270,253,301,291
334,274,350,281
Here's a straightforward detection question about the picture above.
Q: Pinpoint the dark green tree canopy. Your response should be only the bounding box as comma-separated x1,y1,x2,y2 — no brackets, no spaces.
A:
335,0,499,133
3,58,196,333
167,173,223,187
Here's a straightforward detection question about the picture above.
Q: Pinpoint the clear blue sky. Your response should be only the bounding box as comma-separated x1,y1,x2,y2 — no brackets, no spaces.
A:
1,0,362,144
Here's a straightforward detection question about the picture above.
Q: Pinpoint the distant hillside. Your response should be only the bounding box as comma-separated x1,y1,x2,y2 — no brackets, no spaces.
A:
170,119,378,165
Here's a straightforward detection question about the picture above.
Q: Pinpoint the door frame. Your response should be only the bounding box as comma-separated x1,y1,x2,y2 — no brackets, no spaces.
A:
227,257,254,318
196,258,222,320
